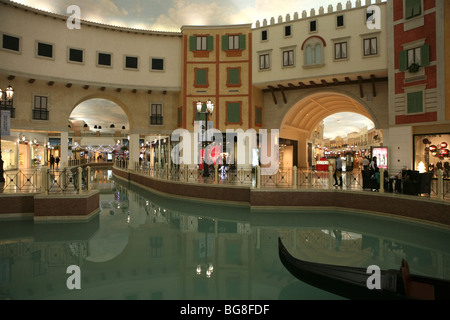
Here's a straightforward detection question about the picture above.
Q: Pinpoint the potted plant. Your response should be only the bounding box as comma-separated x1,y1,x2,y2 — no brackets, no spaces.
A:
408,62,420,73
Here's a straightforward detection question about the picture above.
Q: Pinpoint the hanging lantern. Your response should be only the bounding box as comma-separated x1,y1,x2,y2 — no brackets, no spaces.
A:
429,145,437,152
440,142,448,149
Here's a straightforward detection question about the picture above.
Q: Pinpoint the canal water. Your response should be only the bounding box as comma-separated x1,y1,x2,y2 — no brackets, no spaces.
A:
1,169,449,300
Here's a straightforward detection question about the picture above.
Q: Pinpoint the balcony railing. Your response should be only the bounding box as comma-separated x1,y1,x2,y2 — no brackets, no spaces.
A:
32,109,49,120
150,115,163,125
0,104,15,118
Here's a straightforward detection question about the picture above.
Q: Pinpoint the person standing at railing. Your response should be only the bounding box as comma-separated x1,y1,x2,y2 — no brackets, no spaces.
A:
55,156,60,168
50,154,55,169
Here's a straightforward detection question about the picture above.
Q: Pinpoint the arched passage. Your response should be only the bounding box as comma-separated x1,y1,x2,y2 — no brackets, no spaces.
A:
68,97,131,163
279,91,379,169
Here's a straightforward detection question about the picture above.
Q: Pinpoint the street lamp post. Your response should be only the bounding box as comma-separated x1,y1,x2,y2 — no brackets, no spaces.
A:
196,99,214,178
0,85,14,183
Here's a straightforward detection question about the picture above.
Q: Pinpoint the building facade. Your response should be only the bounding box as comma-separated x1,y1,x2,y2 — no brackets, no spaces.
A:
388,0,449,173
0,0,448,173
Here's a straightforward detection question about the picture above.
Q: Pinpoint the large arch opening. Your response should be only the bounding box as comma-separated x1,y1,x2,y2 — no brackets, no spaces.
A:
279,91,382,170
68,98,130,162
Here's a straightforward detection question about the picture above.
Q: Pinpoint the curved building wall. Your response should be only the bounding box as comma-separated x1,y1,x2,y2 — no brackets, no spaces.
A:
0,1,182,90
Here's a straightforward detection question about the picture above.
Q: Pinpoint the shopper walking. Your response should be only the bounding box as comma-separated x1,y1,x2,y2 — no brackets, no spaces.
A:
333,155,343,187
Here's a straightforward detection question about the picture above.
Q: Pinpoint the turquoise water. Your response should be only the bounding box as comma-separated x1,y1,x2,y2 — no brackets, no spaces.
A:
1,169,449,300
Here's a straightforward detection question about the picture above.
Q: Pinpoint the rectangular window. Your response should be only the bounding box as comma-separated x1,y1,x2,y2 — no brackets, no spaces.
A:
407,47,421,67
150,104,163,125
228,35,239,50
98,52,112,66
195,68,208,87
366,9,375,22
226,102,241,125
222,34,246,50
197,36,207,50
0,90,14,118
337,15,344,27
334,42,347,59
33,95,49,120
189,35,213,51
227,67,240,86
310,20,317,32
405,0,422,19
399,44,429,71
284,25,291,37
150,237,162,258
363,37,377,56
259,54,270,70
69,48,83,63
2,34,20,52
37,42,53,58
125,56,138,69
177,107,182,126
151,58,164,71
261,30,268,41
283,50,294,66
255,107,262,126
407,91,423,114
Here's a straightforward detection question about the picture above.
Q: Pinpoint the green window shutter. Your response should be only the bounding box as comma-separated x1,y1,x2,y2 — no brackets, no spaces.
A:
189,36,196,51
229,68,239,85
239,34,246,50
196,69,207,86
405,0,413,19
399,50,407,71
207,36,214,51
420,44,430,66
413,0,421,17
405,0,421,19
256,108,262,125
177,108,182,125
227,103,241,123
222,35,229,50
407,91,423,114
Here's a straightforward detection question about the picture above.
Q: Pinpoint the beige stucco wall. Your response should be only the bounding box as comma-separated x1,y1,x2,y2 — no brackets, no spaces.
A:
0,1,181,90
1,76,180,136
252,1,388,87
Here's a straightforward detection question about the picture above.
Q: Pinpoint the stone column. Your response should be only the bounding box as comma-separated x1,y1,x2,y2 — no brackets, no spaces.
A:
128,133,140,170
60,131,69,169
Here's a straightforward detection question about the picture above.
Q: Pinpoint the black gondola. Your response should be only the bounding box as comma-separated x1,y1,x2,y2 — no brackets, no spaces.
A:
278,237,450,300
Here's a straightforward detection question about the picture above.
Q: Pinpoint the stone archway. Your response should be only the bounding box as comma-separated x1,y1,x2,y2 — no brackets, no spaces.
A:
67,96,131,165
279,90,378,168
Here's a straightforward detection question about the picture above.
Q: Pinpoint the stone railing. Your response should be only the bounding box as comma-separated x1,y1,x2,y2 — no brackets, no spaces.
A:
121,161,449,201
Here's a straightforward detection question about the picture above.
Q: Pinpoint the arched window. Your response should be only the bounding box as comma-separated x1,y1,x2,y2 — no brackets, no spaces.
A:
314,44,322,64
301,36,326,67
305,45,313,65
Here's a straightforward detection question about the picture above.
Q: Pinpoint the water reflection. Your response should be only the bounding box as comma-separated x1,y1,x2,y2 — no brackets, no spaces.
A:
0,169,449,300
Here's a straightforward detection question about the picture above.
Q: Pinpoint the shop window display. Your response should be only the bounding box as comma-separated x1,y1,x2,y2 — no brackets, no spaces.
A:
1,140,18,170
414,133,450,177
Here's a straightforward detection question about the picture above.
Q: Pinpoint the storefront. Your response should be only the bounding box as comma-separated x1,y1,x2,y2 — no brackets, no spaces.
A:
1,138,18,171
31,143,46,167
414,133,450,175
